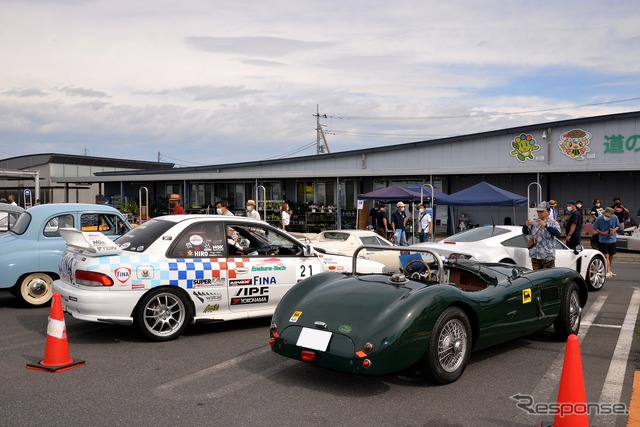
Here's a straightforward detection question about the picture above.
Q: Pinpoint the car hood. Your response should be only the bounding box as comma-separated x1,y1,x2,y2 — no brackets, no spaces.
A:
280,275,425,337
414,241,497,257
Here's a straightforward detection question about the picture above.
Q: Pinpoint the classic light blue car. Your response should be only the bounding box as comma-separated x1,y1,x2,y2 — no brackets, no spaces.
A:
0,203,131,306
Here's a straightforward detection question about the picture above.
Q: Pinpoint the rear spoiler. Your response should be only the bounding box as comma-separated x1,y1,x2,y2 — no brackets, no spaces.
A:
59,228,122,256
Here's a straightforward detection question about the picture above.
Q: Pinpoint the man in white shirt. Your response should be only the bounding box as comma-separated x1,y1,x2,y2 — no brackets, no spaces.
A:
417,203,432,243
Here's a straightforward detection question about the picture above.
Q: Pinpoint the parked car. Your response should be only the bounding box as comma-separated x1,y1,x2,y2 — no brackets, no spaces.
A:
269,246,587,384
295,229,400,271
53,216,386,341
411,225,606,291
0,203,131,306
590,225,640,252
0,203,25,233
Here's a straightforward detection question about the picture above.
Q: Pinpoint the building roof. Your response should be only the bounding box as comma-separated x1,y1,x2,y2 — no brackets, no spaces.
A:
0,153,174,170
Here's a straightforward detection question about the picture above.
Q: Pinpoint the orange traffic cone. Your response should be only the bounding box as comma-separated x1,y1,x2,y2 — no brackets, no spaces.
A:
552,334,589,427
26,292,85,373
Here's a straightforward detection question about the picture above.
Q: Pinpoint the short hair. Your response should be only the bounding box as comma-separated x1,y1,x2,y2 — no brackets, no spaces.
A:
217,200,228,208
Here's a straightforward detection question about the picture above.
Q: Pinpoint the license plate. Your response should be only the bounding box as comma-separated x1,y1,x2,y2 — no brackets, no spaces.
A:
296,327,332,352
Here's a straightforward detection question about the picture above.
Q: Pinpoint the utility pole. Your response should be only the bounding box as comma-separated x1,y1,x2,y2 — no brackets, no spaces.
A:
314,105,331,154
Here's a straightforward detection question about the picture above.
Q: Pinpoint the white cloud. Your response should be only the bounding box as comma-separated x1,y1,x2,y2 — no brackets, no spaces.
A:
0,0,639,164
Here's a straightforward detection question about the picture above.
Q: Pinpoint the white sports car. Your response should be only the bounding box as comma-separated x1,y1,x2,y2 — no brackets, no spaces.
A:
53,216,386,341
297,229,400,271
412,225,606,291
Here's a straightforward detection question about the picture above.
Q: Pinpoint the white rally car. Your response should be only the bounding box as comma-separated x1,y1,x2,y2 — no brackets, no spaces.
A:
54,216,386,341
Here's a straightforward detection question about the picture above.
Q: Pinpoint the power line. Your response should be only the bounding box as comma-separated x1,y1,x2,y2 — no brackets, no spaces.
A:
324,96,640,121
266,141,317,160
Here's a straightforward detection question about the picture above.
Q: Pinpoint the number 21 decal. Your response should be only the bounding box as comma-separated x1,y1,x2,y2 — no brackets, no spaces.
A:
300,264,314,277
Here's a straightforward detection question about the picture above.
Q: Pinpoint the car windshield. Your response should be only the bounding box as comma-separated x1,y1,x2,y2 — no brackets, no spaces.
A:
10,212,32,235
319,232,349,241
442,226,511,242
118,218,175,252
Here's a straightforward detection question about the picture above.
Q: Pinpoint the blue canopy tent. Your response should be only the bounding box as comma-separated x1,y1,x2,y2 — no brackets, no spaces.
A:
357,185,423,202
440,181,528,206
442,181,528,234
358,185,450,243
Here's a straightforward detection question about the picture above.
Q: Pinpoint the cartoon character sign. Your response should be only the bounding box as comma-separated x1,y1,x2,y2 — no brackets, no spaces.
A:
558,128,591,160
510,133,540,162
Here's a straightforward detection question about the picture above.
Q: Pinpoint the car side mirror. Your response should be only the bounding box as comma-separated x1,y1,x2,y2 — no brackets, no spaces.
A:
573,244,583,255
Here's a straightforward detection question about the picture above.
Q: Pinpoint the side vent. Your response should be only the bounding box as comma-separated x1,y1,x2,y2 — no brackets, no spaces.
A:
540,285,560,303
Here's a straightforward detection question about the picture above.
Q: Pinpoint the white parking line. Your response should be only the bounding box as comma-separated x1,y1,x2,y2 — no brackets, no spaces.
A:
513,294,607,424
594,287,640,426
155,346,296,400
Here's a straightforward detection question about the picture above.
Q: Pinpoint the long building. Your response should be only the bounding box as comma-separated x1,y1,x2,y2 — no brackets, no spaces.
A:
2,110,639,233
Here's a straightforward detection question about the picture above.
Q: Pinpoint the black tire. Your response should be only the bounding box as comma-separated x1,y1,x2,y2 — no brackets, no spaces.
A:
590,234,600,250
423,307,472,384
135,288,192,341
586,256,606,291
553,281,581,340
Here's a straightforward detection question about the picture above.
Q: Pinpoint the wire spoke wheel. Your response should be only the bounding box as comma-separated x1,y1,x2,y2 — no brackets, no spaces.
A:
437,319,468,373
424,307,472,384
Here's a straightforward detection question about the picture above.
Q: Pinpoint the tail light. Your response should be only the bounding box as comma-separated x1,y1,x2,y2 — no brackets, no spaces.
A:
75,270,114,287
301,350,316,362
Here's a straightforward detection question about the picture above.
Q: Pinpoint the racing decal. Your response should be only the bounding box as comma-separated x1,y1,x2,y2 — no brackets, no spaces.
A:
192,291,222,303
252,258,287,272
114,267,131,284
289,311,302,322
231,287,269,305
191,278,226,288
189,234,204,246
522,288,532,304
229,278,253,286
338,325,352,333
136,266,153,279
59,253,75,283
203,304,220,313
131,284,145,290
254,276,276,285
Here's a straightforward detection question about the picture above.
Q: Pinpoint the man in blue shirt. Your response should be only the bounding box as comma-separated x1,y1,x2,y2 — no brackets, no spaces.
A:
593,206,620,277
522,201,561,270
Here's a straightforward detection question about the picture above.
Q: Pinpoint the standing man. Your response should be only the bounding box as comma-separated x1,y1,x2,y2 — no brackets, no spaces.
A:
368,203,379,229
548,199,558,220
522,202,561,270
216,200,234,216
170,194,185,215
593,206,619,277
417,203,432,243
246,199,261,220
375,204,388,238
564,200,583,249
390,201,408,246
611,197,629,232
7,194,17,206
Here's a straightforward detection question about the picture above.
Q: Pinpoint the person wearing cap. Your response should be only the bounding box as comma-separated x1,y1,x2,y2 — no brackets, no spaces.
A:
548,199,558,220
170,194,185,215
246,199,261,220
522,201,561,270
564,200,583,249
593,206,619,277
390,201,408,246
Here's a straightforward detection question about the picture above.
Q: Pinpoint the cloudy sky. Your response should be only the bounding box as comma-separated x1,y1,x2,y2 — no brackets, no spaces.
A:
1,1,639,166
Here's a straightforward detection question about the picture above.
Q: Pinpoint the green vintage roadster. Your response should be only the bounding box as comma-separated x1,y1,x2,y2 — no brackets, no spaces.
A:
269,246,587,384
